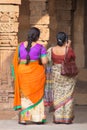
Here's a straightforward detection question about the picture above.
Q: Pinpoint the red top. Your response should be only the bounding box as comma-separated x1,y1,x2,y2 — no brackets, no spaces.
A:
52,47,75,64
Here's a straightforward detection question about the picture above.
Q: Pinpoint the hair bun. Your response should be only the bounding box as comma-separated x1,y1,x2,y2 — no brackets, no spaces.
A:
58,39,62,44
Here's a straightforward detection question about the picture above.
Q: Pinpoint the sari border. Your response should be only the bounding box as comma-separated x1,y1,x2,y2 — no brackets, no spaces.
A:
11,64,15,79
11,44,20,79
41,54,47,57
54,96,73,110
21,98,43,115
14,105,22,110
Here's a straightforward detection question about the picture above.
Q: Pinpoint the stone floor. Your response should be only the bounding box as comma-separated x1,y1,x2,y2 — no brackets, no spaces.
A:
0,105,87,130
0,105,87,123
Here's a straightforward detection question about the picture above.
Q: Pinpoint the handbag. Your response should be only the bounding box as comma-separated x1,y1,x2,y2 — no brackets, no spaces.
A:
61,47,79,77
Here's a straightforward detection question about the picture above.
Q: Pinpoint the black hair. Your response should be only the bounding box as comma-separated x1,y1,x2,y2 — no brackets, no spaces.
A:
26,27,40,64
56,32,68,46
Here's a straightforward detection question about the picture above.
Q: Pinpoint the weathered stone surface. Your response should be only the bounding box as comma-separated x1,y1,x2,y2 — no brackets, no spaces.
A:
73,0,85,68
0,33,18,46
0,0,21,4
0,4,19,49
74,43,85,68
30,0,50,45
0,49,14,85
30,15,50,25
0,23,19,32
30,1,47,16
34,25,49,40
56,11,71,21
0,48,15,108
0,5,19,12
0,12,19,22
57,22,71,35
55,0,72,10
29,0,47,1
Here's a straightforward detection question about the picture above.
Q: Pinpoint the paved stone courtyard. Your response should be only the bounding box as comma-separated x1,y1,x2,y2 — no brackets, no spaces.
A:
0,105,87,122
0,105,87,130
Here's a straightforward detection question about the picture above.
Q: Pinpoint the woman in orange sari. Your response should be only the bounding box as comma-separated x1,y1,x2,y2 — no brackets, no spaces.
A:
11,27,48,124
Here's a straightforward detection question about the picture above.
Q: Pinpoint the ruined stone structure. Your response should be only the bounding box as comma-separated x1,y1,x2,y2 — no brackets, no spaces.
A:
0,0,87,109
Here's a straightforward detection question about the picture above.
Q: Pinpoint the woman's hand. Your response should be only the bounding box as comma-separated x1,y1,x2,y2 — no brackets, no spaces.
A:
66,40,71,47
67,40,71,47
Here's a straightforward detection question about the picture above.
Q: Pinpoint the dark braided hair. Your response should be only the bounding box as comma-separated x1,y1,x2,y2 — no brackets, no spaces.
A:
26,27,40,64
56,32,68,46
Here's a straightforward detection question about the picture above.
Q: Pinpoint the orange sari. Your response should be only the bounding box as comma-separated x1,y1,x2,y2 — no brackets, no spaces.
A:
12,46,46,111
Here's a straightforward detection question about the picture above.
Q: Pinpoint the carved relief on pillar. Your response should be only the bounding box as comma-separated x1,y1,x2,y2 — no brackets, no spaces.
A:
0,5,19,46
0,48,15,108
0,33,18,47
0,48,14,86
0,51,1,86
0,2,21,109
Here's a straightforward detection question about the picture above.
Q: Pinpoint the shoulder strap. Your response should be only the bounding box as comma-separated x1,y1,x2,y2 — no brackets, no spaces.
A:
64,46,69,61
47,47,52,62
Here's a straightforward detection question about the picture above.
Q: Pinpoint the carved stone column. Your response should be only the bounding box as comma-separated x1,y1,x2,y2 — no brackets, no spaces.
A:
0,0,21,109
29,0,50,46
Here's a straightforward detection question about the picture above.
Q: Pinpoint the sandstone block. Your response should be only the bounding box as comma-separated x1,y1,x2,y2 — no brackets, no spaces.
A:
32,25,49,40
55,0,72,10
30,1,46,16
0,0,21,5
29,0,47,1
30,14,50,24
0,5,19,12
0,22,19,33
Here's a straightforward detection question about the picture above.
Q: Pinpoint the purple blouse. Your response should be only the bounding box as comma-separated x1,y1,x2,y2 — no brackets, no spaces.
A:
19,42,47,60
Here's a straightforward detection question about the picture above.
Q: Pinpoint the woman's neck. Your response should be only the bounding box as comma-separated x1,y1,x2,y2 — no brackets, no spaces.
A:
24,41,37,48
31,42,37,47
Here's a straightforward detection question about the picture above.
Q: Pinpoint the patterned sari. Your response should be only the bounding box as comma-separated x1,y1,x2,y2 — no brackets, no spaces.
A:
46,47,76,124
52,64,76,123
11,43,47,124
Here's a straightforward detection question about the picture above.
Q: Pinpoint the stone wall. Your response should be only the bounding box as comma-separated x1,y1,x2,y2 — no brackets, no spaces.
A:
0,1,21,109
48,0,72,46
29,0,50,46
18,0,30,42
73,0,87,105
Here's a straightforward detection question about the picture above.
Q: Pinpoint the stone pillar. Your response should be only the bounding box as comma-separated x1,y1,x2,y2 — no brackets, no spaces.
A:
73,0,85,68
55,0,72,37
73,0,87,105
29,0,50,47
48,0,72,46
0,0,21,109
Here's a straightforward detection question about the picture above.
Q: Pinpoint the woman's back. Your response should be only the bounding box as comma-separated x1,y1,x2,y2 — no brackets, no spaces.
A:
19,42,43,60
52,45,75,64
52,46,65,64
52,46,66,56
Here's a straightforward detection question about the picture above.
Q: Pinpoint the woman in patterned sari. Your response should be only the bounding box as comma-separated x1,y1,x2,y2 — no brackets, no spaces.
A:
11,27,48,124
47,32,77,124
